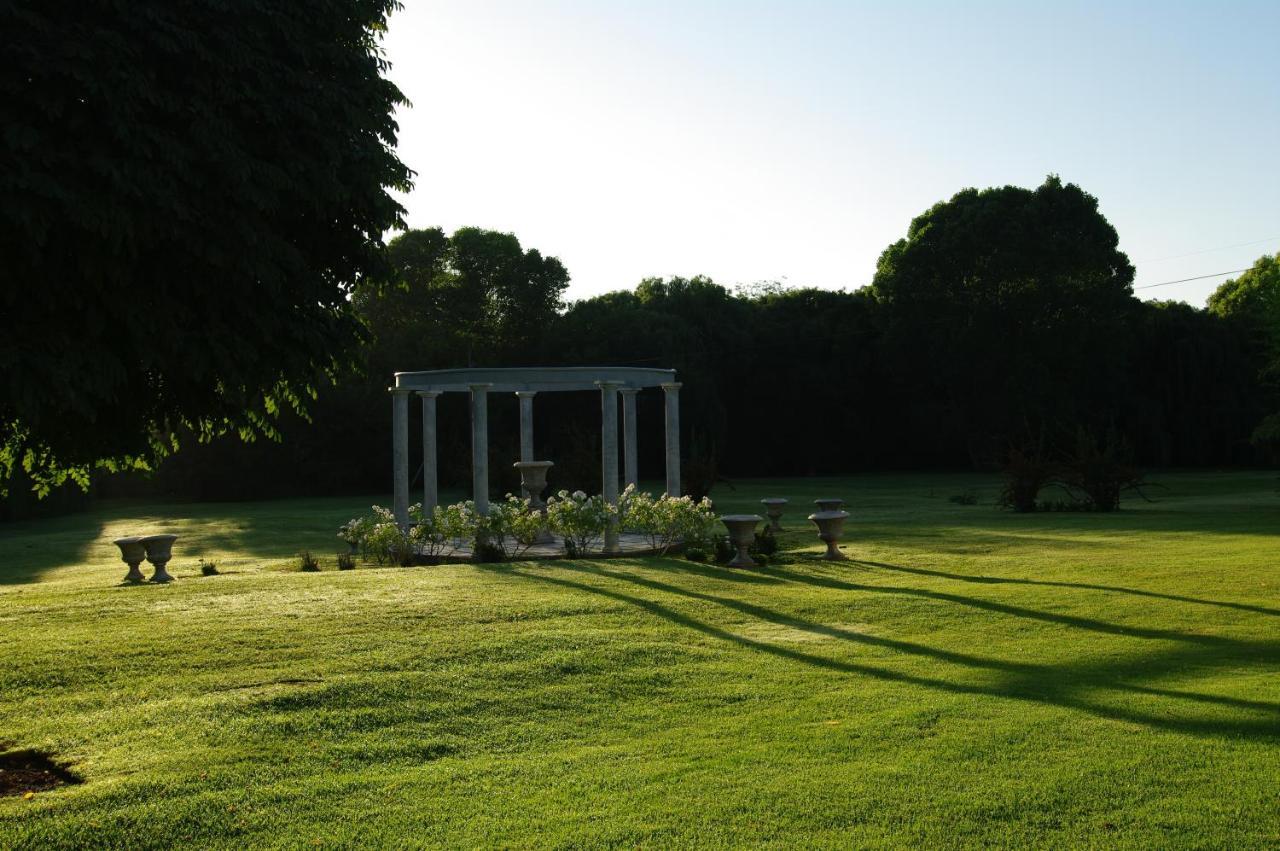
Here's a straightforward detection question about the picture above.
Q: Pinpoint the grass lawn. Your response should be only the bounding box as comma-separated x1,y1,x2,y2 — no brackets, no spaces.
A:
1,471,1278,848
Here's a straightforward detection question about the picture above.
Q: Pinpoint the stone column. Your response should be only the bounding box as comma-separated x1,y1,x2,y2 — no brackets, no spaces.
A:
516,391,537,463
470,383,492,514
392,388,411,529
597,381,622,553
662,382,682,496
418,391,440,515
620,388,639,489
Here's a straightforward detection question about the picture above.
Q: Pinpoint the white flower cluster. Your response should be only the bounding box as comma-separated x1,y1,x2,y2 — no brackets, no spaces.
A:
338,486,716,563
620,486,717,554
545,489,615,555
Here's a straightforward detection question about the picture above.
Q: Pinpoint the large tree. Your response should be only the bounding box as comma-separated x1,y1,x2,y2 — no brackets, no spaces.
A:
355,227,571,371
869,175,1136,463
1208,252,1280,447
1,0,412,493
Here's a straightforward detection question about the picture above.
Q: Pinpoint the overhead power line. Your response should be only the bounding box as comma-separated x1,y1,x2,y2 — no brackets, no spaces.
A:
1134,268,1250,291
1138,235,1279,263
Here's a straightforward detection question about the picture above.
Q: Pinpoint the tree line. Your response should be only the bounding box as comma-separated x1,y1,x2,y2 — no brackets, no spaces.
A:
12,176,1261,515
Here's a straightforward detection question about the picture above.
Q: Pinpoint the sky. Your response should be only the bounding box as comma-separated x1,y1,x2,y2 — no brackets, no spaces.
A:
381,1,1280,305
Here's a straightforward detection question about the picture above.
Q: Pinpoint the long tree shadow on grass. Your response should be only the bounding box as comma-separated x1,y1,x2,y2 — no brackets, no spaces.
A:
847,559,1280,618
493,562,1280,741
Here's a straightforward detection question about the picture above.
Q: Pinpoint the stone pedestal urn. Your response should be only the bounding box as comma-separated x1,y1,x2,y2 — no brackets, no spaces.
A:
514,461,555,543
720,514,763,568
113,537,147,583
139,534,179,583
813,498,845,514
808,511,849,561
760,498,788,532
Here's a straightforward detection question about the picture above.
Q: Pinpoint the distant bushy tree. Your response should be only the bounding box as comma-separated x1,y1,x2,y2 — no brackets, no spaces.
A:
1208,253,1280,447
870,175,1136,463
0,0,412,494
356,227,571,371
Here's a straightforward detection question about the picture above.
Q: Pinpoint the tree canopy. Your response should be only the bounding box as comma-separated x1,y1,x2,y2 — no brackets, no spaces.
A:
355,227,571,371
12,183,1274,514
1208,253,1280,445
1,0,413,493
870,175,1136,460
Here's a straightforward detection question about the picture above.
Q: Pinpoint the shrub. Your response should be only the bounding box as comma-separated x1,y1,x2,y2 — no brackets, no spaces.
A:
998,446,1056,513
363,507,416,566
336,552,356,570
337,515,375,553
948,489,978,506
471,538,507,563
684,546,708,563
1062,427,1145,512
752,529,779,557
410,502,473,560
622,486,717,554
484,494,545,560
299,551,321,572
199,558,219,576
712,535,735,565
546,489,613,556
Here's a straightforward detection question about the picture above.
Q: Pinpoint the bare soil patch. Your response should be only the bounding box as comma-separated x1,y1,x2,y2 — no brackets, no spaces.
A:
0,749,81,797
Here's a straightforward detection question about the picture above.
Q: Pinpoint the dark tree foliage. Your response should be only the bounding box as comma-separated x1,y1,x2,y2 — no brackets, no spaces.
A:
0,0,412,493
1124,300,1268,465
1208,253,1280,448
870,176,1136,464
356,227,570,373
54,186,1277,511
102,228,570,502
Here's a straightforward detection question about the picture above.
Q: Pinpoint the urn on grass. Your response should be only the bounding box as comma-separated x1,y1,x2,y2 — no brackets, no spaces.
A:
760,498,788,532
720,514,763,568
113,537,147,583
139,534,179,583
807,511,849,561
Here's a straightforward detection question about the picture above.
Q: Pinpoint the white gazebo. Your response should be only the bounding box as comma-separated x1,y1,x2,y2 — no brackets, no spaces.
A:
390,367,682,550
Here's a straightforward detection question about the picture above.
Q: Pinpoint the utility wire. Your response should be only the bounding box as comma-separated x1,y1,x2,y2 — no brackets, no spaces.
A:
1138,235,1279,263
1134,268,1251,290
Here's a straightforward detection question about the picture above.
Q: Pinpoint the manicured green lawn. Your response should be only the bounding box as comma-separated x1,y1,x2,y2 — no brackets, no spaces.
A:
1,472,1278,848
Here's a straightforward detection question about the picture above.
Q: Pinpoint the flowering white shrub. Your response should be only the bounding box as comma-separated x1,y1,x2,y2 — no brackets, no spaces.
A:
546,489,615,556
339,488,714,563
361,505,414,565
484,494,545,559
622,488,717,554
337,514,376,551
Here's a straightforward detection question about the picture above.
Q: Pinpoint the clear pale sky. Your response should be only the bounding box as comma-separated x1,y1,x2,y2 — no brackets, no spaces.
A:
381,1,1280,305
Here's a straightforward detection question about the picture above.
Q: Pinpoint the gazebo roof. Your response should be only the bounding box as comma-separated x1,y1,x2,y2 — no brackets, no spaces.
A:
393,366,677,393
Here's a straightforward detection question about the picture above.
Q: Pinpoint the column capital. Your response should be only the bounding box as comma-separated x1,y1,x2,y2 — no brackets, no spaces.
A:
468,382,494,392
415,390,441,399
514,390,538,398
618,386,641,395
388,386,414,395
660,381,683,392
595,380,624,390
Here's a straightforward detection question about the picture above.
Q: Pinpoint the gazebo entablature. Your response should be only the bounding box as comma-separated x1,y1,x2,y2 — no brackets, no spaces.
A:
389,367,682,553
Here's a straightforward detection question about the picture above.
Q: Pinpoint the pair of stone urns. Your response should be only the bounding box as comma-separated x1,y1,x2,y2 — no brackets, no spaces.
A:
720,497,848,568
112,534,179,583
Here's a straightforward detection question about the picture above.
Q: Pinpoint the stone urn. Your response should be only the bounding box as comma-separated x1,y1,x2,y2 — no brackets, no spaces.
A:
807,511,849,561
514,461,555,543
139,534,179,583
113,537,147,583
813,498,845,514
760,498,788,532
720,514,763,568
